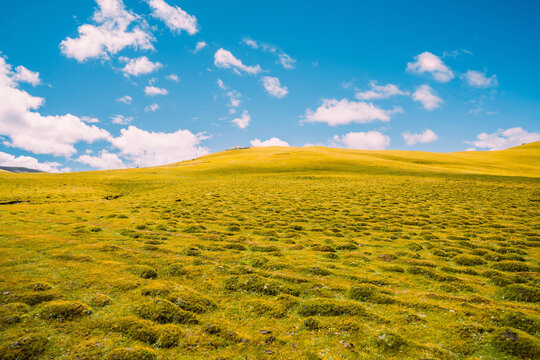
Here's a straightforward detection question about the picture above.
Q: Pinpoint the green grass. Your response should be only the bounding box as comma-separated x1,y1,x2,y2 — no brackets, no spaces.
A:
0,143,539,359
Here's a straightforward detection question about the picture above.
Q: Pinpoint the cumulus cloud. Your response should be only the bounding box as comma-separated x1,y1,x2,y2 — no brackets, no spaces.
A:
60,0,154,62
0,56,111,156
144,85,168,96
250,137,289,147
111,114,133,124
111,125,208,166
355,82,409,100
147,0,198,35
144,103,159,112
0,151,63,172
217,79,241,113
465,127,540,150
12,66,41,86
231,110,250,129
120,56,162,76
116,95,132,104
194,41,207,53
76,150,125,169
407,52,454,82
214,48,262,75
166,73,179,82
331,131,390,150
303,98,402,126
462,70,498,88
402,129,438,145
412,85,443,111
261,76,288,98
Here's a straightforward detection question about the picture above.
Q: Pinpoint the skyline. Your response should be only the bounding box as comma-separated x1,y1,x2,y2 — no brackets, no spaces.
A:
1,0,539,172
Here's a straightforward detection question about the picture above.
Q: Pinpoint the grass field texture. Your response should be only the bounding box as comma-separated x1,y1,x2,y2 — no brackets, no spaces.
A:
0,142,539,359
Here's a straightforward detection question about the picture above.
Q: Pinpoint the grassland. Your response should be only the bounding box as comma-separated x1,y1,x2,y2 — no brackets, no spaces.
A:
0,143,539,359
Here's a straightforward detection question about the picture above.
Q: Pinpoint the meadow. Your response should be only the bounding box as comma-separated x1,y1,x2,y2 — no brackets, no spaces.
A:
0,143,539,359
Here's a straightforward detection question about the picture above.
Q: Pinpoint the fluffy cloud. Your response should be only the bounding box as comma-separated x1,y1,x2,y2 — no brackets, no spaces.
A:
278,53,296,70
303,98,402,126
111,125,209,166
147,0,198,35
111,114,133,124
462,70,498,88
412,85,443,111
261,76,288,98
402,129,438,145
194,41,207,53
60,0,154,62
231,110,250,129
214,49,262,75
144,85,168,96
144,103,159,112
355,82,409,100
407,52,454,82
0,151,63,172
0,56,111,156
217,79,241,113
465,127,540,150
250,137,289,147
12,66,41,86
166,74,179,82
120,56,162,76
116,95,132,104
76,150,125,170
331,131,390,150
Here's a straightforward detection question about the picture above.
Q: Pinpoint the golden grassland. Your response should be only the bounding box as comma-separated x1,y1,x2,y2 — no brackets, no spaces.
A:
0,142,539,359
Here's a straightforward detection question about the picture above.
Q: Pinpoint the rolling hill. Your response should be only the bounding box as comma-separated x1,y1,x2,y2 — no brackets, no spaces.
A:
0,143,538,359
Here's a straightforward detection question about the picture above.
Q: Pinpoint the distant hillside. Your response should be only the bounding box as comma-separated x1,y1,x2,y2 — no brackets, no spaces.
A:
0,166,44,173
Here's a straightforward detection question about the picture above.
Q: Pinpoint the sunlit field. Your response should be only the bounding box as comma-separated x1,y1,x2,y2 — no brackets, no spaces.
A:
1,143,539,359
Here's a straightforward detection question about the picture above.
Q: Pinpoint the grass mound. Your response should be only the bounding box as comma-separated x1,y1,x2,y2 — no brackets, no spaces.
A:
297,299,366,317
135,299,198,324
105,346,157,360
110,316,182,348
491,328,540,359
0,334,48,360
41,301,92,320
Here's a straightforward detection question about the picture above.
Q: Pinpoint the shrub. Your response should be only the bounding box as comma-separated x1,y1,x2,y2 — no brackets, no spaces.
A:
297,299,365,317
491,328,540,359
0,334,48,360
503,284,540,303
89,293,113,307
454,254,487,266
42,301,92,320
136,299,198,324
105,346,157,360
492,261,529,272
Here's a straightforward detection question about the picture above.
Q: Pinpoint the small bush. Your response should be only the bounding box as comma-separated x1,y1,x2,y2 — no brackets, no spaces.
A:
0,334,48,360
454,254,487,266
105,346,157,360
491,328,540,359
136,299,198,324
42,301,92,320
297,299,365,317
503,284,540,303
492,261,529,272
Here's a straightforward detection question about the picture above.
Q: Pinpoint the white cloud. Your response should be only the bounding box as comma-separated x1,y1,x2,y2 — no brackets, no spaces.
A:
216,79,241,113
303,98,402,126
81,116,100,123
76,150,126,170
60,0,154,62
0,56,111,157
194,41,207,53
243,39,259,49
443,49,473,58
111,114,133,124
261,76,288,98
278,53,296,70
331,131,390,150
412,85,443,111
12,66,41,86
214,48,262,75
406,52,454,82
462,70,498,88
242,38,296,69
166,73,179,82
144,85,168,96
355,82,409,100
120,56,162,76
111,125,208,166
144,103,159,112
147,0,198,35
0,151,63,172
231,110,250,129
465,127,540,151
402,129,438,145
116,95,132,104
250,137,289,147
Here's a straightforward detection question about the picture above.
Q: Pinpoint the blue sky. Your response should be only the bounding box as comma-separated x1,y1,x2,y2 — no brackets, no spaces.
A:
0,0,539,171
